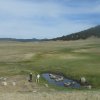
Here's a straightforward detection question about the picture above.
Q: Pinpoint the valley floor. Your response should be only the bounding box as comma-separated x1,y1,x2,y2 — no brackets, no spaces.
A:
0,75,100,100
0,91,100,100
0,39,100,100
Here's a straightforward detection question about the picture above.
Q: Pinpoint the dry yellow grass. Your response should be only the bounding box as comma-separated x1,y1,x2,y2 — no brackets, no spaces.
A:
0,75,100,100
0,39,100,100
0,91,100,100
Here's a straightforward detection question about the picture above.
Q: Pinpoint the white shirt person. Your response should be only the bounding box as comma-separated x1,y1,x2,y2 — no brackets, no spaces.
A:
36,74,40,83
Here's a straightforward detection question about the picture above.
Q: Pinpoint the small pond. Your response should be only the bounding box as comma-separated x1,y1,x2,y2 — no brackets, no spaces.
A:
42,73,81,88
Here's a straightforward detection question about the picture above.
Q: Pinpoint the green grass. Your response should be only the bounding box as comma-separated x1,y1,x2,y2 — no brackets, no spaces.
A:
0,39,100,89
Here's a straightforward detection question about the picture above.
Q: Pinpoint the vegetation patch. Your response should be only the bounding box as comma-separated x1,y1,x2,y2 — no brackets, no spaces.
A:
0,39,100,89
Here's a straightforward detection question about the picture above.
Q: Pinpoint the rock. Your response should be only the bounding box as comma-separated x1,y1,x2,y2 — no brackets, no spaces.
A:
85,85,92,89
64,82,71,87
45,84,49,87
12,82,16,86
33,90,37,93
71,81,76,85
88,85,92,89
3,78,7,81
0,77,3,80
2,82,7,86
49,74,57,79
80,77,86,83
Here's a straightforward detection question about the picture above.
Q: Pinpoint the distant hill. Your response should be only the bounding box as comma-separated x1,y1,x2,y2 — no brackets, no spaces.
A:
0,38,44,42
0,25,100,42
0,37,50,42
52,25,100,41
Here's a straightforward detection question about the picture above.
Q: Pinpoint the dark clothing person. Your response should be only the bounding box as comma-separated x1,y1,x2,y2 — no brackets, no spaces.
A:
29,73,32,82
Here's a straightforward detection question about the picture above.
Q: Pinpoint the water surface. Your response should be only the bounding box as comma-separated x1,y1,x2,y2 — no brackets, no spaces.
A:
42,73,81,88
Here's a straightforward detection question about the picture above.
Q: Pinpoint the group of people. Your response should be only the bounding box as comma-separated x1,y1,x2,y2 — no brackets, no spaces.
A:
29,73,40,83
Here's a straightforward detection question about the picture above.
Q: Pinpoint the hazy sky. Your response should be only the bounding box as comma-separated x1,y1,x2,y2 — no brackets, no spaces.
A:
0,0,100,39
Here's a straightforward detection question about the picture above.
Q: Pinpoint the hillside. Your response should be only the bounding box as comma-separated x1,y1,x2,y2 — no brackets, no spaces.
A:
53,25,100,41
0,25,100,42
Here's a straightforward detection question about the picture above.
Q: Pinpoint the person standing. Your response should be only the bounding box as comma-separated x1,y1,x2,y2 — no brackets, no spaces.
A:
29,73,32,82
36,74,40,83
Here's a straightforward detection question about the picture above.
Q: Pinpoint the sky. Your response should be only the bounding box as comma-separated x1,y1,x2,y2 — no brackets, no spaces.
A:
0,0,100,39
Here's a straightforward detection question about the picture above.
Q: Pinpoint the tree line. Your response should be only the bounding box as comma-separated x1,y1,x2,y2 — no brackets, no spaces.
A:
52,25,100,41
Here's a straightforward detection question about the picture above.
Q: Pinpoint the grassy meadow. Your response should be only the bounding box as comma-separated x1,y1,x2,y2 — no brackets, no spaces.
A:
0,39,100,89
